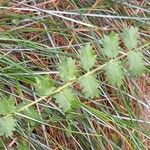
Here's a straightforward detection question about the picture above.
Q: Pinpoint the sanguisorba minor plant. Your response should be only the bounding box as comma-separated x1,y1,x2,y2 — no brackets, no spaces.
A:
0,26,149,149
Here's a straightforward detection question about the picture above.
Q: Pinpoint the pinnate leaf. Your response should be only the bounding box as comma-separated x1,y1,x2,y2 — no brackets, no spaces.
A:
101,32,120,58
122,27,138,50
54,88,77,112
79,75,100,98
0,116,16,137
128,51,145,76
79,44,97,71
58,57,77,82
105,61,124,87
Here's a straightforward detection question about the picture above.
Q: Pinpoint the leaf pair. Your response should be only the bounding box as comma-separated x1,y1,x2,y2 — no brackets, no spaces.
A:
57,44,99,109
101,26,138,56
78,44,100,98
35,75,78,112
123,27,145,75
58,44,100,99
101,27,145,87
101,32,124,87
105,53,145,87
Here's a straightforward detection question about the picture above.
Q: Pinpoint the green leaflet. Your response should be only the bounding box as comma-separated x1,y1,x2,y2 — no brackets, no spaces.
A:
0,98,16,137
122,27,138,50
105,61,124,87
128,51,145,76
0,116,16,137
101,32,120,58
79,75,100,98
54,88,78,112
34,75,55,96
58,57,77,82
0,97,16,115
79,43,97,71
